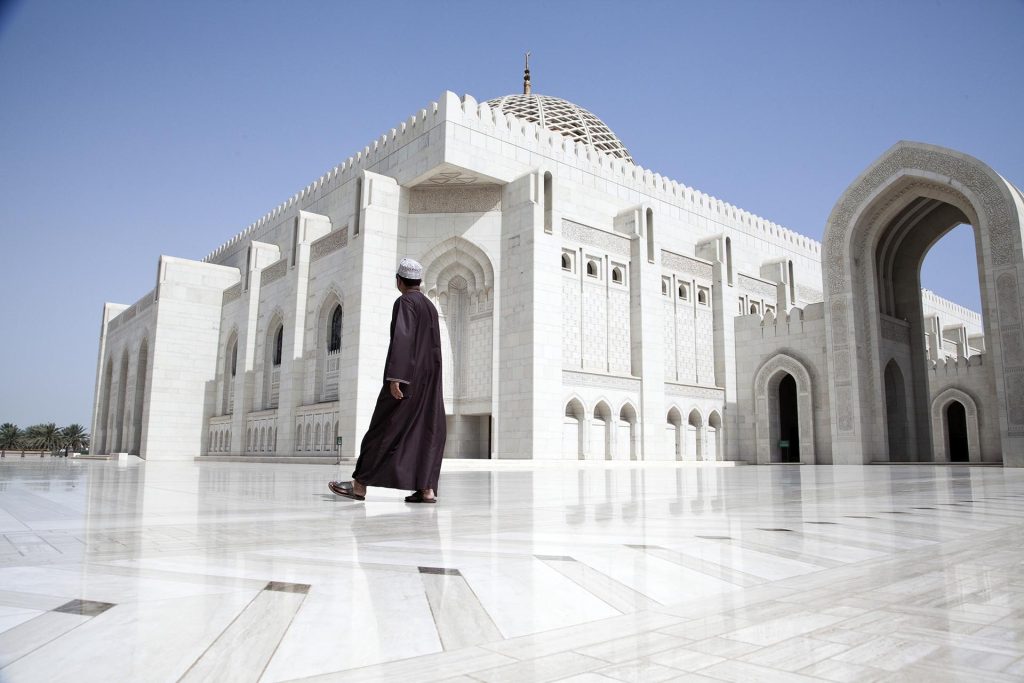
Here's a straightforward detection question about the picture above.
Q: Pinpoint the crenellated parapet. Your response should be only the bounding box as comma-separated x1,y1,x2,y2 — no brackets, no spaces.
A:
203,90,823,265
929,354,985,374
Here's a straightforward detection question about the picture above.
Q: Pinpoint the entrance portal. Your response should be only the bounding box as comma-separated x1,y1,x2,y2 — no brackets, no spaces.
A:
778,374,800,463
946,401,969,462
823,142,1024,466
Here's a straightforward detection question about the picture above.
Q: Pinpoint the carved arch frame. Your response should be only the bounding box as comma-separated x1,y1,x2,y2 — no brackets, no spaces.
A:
753,352,816,464
822,141,1024,465
931,387,982,464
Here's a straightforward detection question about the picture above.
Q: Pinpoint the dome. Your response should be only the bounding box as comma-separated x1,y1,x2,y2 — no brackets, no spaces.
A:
485,93,634,164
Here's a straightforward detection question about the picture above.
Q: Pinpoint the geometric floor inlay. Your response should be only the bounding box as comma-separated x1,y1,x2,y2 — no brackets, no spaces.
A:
1,459,1024,681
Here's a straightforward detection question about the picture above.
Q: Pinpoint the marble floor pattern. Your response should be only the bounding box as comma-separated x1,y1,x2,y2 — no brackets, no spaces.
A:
0,460,1023,682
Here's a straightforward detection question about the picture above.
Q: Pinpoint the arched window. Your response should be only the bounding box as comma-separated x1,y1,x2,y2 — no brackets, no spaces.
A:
230,341,238,377
273,326,283,366
750,303,759,314
586,260,598,277
698,290,708,305
543,171,553,233
726,237,734,286
328,305,342,352
646,208,655,263
788,260,795,304
678,283,689,300
315,423,322,451
612,266,623,284
561,253,571,270
661,277,669,296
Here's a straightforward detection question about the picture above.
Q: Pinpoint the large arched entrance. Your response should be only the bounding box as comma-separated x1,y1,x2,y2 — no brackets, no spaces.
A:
823,142,1024,465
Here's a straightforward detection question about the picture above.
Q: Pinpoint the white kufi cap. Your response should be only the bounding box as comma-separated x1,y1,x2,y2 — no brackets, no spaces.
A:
397,257,423,279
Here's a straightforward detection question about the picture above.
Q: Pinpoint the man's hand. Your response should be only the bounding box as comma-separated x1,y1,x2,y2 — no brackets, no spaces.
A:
389,381,404,400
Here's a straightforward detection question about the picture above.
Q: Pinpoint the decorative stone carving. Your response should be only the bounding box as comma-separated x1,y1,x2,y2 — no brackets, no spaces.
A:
830,300,849,346
311,228,348,261
260,259,287,286
738,274,776,299
409,185,501,214
563,370,640,391
880,318,910,344
664,383,724,399
663,251,713,279
997,273,1021,325
1007,373,1024,427
562,219,630,257
222,283,242,305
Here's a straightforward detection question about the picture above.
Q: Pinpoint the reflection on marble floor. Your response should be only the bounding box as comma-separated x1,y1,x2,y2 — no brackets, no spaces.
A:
1,461,1023,682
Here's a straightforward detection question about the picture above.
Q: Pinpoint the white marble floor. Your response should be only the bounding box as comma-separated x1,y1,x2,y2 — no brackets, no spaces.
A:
1,459,1023,682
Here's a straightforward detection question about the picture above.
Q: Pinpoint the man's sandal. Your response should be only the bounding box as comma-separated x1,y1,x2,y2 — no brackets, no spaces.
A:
404,491,437,504
328,481,365,501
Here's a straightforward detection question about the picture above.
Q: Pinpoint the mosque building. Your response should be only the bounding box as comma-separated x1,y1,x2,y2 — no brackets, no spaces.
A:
91,61,1024,466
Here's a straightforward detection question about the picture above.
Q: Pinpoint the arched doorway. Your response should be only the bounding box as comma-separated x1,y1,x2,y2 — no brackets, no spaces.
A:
778,375,800,463
823,142,1024,466
753,353,816,464
132,339,148,455
707,411,723,461
946,401,969,462
686,409,703,461
591,402,611,461
617,403,637,460
115,350,130,452
563,399,584,459
667,408,682,460
883,359,908,461
97,359,113,453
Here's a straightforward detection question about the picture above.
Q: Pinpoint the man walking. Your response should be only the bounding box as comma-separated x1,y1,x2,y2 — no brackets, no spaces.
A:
329,258,446,503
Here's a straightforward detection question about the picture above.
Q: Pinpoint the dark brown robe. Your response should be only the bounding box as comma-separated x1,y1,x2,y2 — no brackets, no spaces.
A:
352,290,446,492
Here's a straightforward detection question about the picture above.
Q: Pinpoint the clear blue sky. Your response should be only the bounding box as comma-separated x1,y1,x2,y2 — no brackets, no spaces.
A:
0,0,1021,428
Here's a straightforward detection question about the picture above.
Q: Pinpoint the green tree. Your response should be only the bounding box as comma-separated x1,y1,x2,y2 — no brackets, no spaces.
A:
0,423,23,456
61,424,90,456
25,423,62,454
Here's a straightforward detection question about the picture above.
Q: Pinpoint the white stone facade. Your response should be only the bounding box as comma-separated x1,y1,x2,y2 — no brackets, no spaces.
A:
91,91,1023,466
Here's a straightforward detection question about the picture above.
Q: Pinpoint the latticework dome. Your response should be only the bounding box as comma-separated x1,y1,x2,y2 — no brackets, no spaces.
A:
485,93,634,164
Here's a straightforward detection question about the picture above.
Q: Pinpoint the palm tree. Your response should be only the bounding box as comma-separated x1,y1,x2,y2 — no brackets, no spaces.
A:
0,423,22,456
25,423,62,454
61,424,90,456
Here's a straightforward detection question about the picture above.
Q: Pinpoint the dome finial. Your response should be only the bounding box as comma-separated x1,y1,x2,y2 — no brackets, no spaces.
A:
523,51,531,95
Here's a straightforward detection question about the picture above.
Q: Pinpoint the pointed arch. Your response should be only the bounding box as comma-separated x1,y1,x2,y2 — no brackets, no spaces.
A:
262,310,285,410
823,141,1024,465
667,406,683,460
931,387,982,463
686,408,703,462
115,348,130,453
563,397,585,459
420,235,495,300
98,358,114,453
753,352,816,464
314,287,345,402
591,400,612,461
222,326,239,415
132,337,149,454
617,401,638,461
707,410,723,461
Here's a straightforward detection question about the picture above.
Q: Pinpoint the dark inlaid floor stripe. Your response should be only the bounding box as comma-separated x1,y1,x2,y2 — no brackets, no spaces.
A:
53,599,115,617
418,566,461,576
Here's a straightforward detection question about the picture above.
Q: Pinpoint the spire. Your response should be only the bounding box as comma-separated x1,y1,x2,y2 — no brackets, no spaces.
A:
523,51,531,95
